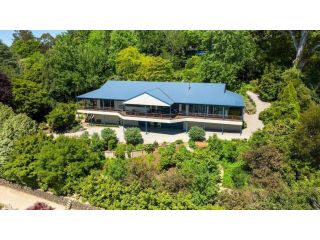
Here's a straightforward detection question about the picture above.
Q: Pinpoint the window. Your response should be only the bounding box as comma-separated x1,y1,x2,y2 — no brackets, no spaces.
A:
208,105,214,114
214,106,223,115
102,99,115,109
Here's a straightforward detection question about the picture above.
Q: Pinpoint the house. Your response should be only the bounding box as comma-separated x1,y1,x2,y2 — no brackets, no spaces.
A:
76,80,244,133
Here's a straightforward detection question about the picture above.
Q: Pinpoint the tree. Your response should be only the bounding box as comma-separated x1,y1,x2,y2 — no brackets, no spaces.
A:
182,56,202,82
12,78,51,121
162,31,188,68
116,47,174,81
289,31,320,69
0,40,17,76
200,60,238,90
33,136,103,195
188,126,205,141
259,81,300,124
179,150,220,205
39,33,55,53
159,143,177,170
116,47,142,79
244,145,285,188
252,31,295,68
110,31,139,55
289,31,309,69
101,128,118,150
293,105,320,168
137,55,173,81
46,103,77,132
13,30,35,42
11,39,41,59
1,132,51,188
125,157,158,188
136,30,166,55
124,127,143,145
106,157,128,181
199,31,260,90
0,103,14,127
281,67,314,111
79,172,196,210
0,72,12,104
158,168,192,193
20,52,45,82
44,31,111,101
0,112,37,163
258,64,284,101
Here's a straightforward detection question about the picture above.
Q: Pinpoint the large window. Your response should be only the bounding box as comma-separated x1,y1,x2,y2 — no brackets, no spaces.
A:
214,106,223,115
189,104,206,114
102,99,114,109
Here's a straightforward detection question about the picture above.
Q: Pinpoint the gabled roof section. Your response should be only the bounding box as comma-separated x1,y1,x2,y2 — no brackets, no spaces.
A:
144,88,174,105
123,93,171,107
76,80,244,107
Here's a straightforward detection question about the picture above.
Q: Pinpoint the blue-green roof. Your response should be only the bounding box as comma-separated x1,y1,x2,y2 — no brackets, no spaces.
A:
77,80,244,107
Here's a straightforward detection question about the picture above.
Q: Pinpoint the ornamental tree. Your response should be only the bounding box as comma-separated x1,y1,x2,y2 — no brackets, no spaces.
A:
124,127,143,145
188,126,206,141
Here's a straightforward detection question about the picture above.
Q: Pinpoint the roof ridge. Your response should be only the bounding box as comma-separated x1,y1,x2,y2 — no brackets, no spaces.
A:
149,87,175,103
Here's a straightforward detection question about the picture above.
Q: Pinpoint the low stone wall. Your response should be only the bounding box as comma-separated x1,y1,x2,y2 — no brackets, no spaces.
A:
0,179,101,210
105,150,145,159
130,150,145,158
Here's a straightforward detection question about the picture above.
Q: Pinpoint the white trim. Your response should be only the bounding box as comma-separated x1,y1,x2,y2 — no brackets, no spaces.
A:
77,109,242,126
123,93,170,107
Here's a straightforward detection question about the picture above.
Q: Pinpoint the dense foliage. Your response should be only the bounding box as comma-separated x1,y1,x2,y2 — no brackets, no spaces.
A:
0,30,320,209
0,72,12,104
46,103,77,132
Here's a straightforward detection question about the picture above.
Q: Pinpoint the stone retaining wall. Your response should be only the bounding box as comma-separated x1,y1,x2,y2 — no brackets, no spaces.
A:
105,150,145,158
0,179,101,210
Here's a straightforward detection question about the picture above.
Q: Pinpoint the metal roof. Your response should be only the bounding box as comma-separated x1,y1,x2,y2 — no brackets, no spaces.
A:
76,80,244,107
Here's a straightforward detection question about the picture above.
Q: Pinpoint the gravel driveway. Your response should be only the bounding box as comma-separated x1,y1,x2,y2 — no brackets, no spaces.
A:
0,185,64,210
241,91,271,139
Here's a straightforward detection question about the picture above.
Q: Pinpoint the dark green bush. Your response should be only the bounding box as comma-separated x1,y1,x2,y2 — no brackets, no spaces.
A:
144,144,155,154
46,103,77,132
124,127,143,145
106,158,128,181
101,128,118,150
188,126,205,141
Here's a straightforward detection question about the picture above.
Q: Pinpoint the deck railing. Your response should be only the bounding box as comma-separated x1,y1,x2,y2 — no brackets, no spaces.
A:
79,106,242,121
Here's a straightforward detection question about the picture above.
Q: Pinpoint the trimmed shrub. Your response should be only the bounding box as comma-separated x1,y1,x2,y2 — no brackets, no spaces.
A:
188,126,205,141
101,128,118,150
124,127,143,145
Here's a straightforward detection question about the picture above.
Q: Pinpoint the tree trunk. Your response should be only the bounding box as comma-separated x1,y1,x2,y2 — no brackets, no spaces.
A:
289,30,309,69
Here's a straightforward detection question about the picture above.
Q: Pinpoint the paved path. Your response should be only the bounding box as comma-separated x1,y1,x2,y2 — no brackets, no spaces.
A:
0,185,65,210
65,91,270,143
241,91,271,139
